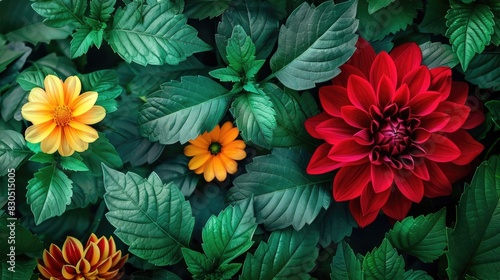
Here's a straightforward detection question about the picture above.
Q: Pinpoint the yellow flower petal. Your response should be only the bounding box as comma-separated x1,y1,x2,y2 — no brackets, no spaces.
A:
188,152,211,170
25,121,57,143
184,144,208,157
73,106,106,124
219,153,238,174
203,157,215,182
63,126,86,152
40,127,61,154
44,75,64,106
212,156,227,181
71,91,98,117
62,265,78,279
59,134,75,156
62,236,84,264
63,76,82,105
36,263,54,280
21,102,54,124
68,121,99,143
28,87,50,103
209,124,221,142
83,243,101,267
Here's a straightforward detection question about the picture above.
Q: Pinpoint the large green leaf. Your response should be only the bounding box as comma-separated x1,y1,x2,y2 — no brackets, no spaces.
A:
6,22,73,45
78,69,122,112
138,75,233,145
230,92,276,149
241,227,319,280
418,0,449,36
387,208,447,263
269,0,358,90
445,1,495,71
0,130,31,176
490,2,500,45
0,257,37,280
103,166,195,266
202,198,257,266
419,41,459,69
0,216,43,262
26,165,73,225
363,238,405,280
357,0,422,41
216,0,279,61
31,0,86,28
80,133,123,176
154,156,199,197
89,0,115,22
107,1,211,66
330,241,362,280
464,53,500,90
447,156,500,279
227,148,331,231
184,0,230,20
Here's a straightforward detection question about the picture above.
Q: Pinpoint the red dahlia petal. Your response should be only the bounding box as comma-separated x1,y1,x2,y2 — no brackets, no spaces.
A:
407,91,442,116
315,118,358,144
348,37,377,78
307,143,343,174
437,162,472,184
304,113,330,139
349,199,379,228
412,158,430,181
462,108,485,129
435,101,470,133
353,128,374,145
402,66,431,98
360,183,391,216
447,81,469,105
333,164,371,201
329,139,372,162
412,128,431,144
376,75,395,107
423,133,461,162
341,106,372,128
423,160,452,198
381,189,413,221
333,64,367,87
447,129,484,166
390,42,422,85
347,75,377,111
429,67,452,101
319,85,351,117
419,112,450,132
371,163,394,193
392,84,410,108
370,52,398,90
394,173,424,203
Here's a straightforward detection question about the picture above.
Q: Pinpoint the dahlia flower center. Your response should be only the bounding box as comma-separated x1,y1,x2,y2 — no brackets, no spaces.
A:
209,142,222,155
53,106,72,126
376,118,410,155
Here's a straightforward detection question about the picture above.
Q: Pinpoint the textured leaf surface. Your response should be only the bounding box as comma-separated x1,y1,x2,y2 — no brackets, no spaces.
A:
103,166,195,266
78,70,122,113
363,238,405,280
241,227,319,280
59,153,89,172
490,2,500,45
89,0,115,22
316,201,357,248
31,0,86,27
68,171,103,209
182,248,213,280
230,93,276,149
420,41,459,68
464,53,500,90
0,257,37,280
0,130,31,176
107,2,211,66
70,24,102,58
269,0,358,90
367,0,394,14
445,1,495,70
227,148,331,230
184,0,230,20
138,76,232,144
80,133,123,176
26,165,73,225
330,241,362,280
154,156,199,197
387,208,447,263
447,156,500,279
403,270,433,280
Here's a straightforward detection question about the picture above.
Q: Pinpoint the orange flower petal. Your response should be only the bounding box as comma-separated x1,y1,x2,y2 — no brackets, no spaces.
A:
44,75,64,106
212,156,227,181
219,153,238,174
21,102,54,124
75,258,91,274
222,148,247,161
223,139,246,150
188,152,211,170
68,121,99,143
73,106,106,124
189,132,211,148
63,76,81,105
203,157,215,182
194,165,205,174
58,133,75,156
86,233,99,246
42,249,63,269
184,144,208,157
99,269,120,279
209,124,221,142
108,236,117,255
219,127,239,146
63,126,87,152
28,87,50,103
62,237,84,264
96,257,113,274
25,121,57,143
40,126,62,154
70,91,98,117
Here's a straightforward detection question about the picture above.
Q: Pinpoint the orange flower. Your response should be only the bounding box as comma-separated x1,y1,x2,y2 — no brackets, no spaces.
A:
21,74,105,156
184,121,246,182
37,234,128,280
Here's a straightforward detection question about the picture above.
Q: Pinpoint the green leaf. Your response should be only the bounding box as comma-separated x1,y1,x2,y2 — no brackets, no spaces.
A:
0,257,37,280
227,148,331,231
16,67,57,91
0,216,43,261
464,53,500,90
446,156,500,279
26,165,73,225
138,76,233,145
103,166,195,266
78,69,122,112
1,86,27,122
68,171,103,209
59,153,89,172
367,0,395,14
241,227,319,280
316,201,357,248
363,238,405,280
0,48,24,73
403,270,433,280
184,0,230,20
418,0,449,35
269,0,358,90
357,0,423,41
330,241,363,280
29,152,55,164
31,0,86,28
107,1,211,66
230,93,277,149
209,67,242,83
202,198,257,266
131,269,183,280
154,155,199,197
387,208,447,263
182,248,213,280
485,101,500,129
445,1,495,71
216,0,279,61
226,25,256,73
6,22,73,45
89,0,116,22
80,133,123,176
419,41,459,69
0,130,31,176
70,24,102,58
489,2,500,45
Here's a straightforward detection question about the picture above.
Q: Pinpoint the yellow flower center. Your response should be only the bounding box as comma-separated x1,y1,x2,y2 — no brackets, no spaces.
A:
209,142,222,155
53,105,73,126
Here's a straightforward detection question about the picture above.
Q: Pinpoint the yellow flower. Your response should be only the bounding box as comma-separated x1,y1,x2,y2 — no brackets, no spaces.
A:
21,74,105,157
184,121,246,182
37,234,128,280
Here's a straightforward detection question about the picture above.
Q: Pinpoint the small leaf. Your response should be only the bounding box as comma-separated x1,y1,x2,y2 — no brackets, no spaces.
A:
184,0,230,20
419,41,459,69
154,155,199,197
107,1,211,66
103,166,195,266
89,0,116,22
226,25,256,73
485,101,500,129
387,208,447,263
216,263,242,280
269,0,358,90
182,248,214,280
80,133,123,176
59,153,89,172
0,130,31,176
70,24,100,58
230,92,277,149
138,76,233,145
330,241,362,280
26,165,73,225
363,238,405,280
367,0,394,14
209,67,242,83
31,0,86,28
241,227,319,280
29,152,55,164
445,1,495,70
78,69,122,112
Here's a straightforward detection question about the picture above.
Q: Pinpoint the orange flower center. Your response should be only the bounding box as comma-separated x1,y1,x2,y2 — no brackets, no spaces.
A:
53,106,73,126
209,142,222,155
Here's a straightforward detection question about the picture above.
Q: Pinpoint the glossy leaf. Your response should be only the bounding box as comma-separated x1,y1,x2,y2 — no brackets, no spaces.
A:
59,153,89,172
316,201,357,248
31,0,86,28
464,53,500,90
330,241,362,280
80,133,123,176
367,0,394,14
363,238,405,280
78,69,122,112
0,130,31,176
184,0,230,20
419,41,459,69
89,0,115,22
154,156,199,197
403,270,434,280
182,248,213,280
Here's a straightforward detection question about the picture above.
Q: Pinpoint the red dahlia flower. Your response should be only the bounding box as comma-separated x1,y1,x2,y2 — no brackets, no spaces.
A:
305,38,484,227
